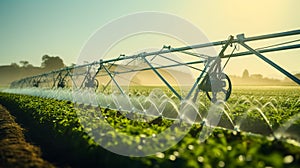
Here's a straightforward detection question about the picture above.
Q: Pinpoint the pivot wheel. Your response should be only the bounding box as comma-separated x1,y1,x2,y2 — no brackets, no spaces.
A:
57,80,66,88
93,79,99,91
205,73,232,102
85,78,99,91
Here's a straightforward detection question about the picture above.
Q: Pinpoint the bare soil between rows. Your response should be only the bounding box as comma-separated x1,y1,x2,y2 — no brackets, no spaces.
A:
0,104,55,168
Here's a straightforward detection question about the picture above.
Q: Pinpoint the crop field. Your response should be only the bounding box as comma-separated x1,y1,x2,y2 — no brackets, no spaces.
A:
0,86,299,168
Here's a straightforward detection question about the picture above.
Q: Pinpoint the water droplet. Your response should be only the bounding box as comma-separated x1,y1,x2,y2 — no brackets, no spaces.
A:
238,155,245,162
218,161,225,167
173,151,179,157
156,152,165,159
188,144,194,150
197,156,204,163
283,155,294,164
169,155,176,161
266,136,275,141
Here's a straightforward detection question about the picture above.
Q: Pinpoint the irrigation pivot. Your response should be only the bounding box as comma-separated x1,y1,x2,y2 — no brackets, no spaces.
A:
10,29,300,103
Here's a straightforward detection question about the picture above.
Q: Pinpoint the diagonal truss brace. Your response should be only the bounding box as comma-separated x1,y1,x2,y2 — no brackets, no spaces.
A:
142,56,182,100
102,63,125,95
237,34,300,85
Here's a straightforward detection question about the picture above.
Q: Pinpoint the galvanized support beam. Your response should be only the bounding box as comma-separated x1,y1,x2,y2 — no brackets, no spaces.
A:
79,65,92,89
237,34,300,85
222,44,300,58
111,60,206,76
67,69,78,89
143,57,182,100
9,29,300,89
98,30,300,64
185,37,233,100
185,66,208,100
156,54,203,71
102,64,125,95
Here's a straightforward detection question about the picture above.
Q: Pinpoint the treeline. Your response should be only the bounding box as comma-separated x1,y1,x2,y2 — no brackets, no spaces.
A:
0,55,65,87
229,69,300,86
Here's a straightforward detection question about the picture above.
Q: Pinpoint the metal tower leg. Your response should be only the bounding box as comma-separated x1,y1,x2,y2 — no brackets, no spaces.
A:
102,65,125,95
143,57,182,100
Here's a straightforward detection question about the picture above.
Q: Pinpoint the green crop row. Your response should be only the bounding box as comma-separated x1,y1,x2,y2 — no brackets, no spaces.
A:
0,91,300,168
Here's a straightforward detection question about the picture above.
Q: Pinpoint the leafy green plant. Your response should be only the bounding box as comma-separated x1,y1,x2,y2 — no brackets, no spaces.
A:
0,86,300,167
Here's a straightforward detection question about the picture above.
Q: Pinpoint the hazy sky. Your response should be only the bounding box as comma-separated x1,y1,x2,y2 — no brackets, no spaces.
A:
1,0,300,79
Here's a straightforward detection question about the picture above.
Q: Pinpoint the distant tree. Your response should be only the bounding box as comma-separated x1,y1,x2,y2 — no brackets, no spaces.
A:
26,64,34,68
19,61,29,67
242,69,249,78
41,55,65,70
10,63,19,68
